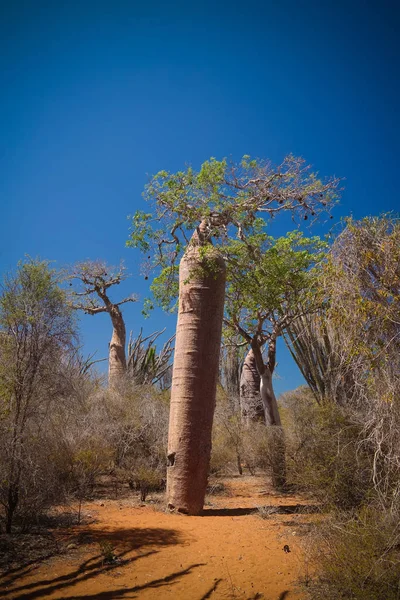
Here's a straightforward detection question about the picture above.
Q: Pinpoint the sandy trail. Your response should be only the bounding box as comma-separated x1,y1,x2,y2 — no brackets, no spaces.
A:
1,476,313,599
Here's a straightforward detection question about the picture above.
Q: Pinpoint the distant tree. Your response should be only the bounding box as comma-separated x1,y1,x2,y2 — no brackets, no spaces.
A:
0,259,77,532
128,154,339,513
68,261,137,386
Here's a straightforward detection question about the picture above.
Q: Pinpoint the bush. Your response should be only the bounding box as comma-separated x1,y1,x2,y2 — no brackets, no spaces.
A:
211,390,286,485
282,387,373,509
210,392,243,475
129,464,165,501
305,507,400,600
92,382,169,491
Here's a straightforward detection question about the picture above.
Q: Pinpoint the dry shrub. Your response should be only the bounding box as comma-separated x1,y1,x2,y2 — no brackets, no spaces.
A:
93,381,169,495
305,507,400,600
211,391,243,475
0,375,170,531
211,389,286,485
0,429,70,531
282,387,373,509
129,464,164,501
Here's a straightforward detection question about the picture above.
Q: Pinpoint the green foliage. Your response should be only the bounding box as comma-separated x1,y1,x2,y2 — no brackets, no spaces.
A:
127,155,339,312
149,265,179,313
0,258,79,531
224,231,327,339
99,540,117,564
282,387,373,509
0,258,73,338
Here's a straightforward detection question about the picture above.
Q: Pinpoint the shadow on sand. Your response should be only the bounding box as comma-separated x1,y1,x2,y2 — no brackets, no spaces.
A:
202,504,320,516
0,526,191,599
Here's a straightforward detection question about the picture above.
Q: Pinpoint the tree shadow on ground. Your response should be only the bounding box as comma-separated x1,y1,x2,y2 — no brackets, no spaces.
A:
69,525,183,548
199,578,223,599
202,504,320,516
3,555,205,600
0,526,184,599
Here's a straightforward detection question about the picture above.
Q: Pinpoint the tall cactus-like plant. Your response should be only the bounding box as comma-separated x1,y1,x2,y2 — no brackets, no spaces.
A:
127,328,174,388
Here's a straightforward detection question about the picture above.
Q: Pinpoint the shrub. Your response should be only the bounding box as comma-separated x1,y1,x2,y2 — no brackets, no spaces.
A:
305,507,400,600
282,387,373,509
129,464,164,501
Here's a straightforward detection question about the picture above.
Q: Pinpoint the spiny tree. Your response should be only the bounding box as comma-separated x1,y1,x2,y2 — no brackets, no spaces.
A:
68,261,137,387
220,335,245,414
127,328,174,388
128,154,339,514
285,215,400,407
285,215,400,516
0,259,77,532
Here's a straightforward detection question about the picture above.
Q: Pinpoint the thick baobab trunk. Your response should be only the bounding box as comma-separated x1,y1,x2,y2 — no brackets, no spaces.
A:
108,306,127,386
240,349,264,424
167,226,226,515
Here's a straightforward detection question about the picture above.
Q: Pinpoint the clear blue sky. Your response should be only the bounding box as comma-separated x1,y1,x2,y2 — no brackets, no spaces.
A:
1,0,399,394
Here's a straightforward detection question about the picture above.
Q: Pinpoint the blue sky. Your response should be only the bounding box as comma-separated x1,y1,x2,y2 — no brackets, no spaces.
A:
1,0,399,394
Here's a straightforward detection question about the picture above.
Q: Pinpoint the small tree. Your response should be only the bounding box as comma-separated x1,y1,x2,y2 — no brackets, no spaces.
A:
224,231,326,424
222,231,326,487
68,260,137,386
0,259,77,532
128,155,339,513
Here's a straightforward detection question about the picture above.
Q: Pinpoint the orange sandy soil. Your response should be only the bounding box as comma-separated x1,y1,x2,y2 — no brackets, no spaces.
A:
1,476,316,600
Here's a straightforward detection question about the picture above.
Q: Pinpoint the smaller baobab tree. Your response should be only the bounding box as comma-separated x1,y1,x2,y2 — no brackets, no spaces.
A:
68,261,137,386
224,231,327,487
225,231,326,426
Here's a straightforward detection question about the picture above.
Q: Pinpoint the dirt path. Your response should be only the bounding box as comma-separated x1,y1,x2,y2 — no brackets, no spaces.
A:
1,477,313,599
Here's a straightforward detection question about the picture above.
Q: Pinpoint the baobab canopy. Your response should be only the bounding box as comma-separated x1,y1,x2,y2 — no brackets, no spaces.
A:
127,154,340,270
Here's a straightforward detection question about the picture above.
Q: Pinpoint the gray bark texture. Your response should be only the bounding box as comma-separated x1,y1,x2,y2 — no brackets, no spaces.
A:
240,349,264,424
108,305,127,386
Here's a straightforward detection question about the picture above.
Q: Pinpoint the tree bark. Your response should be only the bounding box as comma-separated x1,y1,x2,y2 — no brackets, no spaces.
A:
223,345,241,413
240,349,264,424
251,338,286,489
108,306,127,386
167,224,226,515
250,340,281,426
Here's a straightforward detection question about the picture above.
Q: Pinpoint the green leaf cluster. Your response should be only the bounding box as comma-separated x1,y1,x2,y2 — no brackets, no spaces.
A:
224,231,327,339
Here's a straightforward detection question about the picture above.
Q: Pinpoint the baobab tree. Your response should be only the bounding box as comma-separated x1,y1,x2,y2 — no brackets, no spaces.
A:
68,261,136,386
223,231,326,487
224,231,326,426
128,154,340,513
